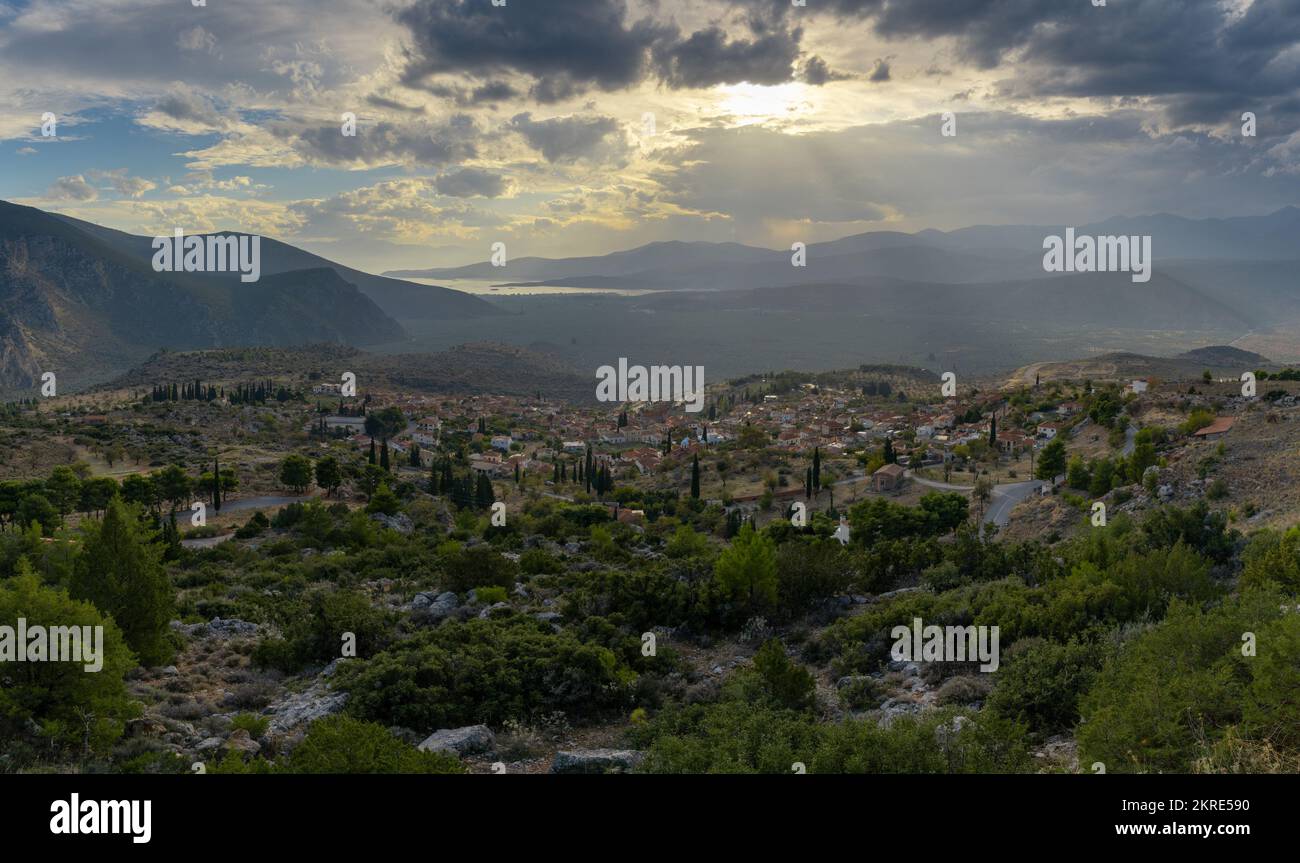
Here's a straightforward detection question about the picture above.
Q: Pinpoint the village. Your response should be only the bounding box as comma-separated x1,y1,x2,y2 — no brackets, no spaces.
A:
299,368,1210,532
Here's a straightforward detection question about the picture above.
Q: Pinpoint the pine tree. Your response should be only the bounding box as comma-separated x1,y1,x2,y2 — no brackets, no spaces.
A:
70,498,175,666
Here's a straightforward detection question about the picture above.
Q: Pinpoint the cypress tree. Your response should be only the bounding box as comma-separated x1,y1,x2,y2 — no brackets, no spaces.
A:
380,443,390,471
476,473,495,509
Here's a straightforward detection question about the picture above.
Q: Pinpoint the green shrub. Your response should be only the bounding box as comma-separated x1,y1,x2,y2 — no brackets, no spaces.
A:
752,639,816,711
230,713,270,738
1077,592,1283,772
280,716,464,774
442,546,518,593
253,589,392,673
474,585,509,604
986,638,1102,736
210,716,465,774
336,616,633,729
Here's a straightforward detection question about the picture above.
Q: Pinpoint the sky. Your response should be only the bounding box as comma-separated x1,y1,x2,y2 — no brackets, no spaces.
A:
2,0,1300,273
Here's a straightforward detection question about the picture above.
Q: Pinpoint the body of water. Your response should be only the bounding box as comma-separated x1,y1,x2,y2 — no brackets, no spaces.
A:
404,277,664,297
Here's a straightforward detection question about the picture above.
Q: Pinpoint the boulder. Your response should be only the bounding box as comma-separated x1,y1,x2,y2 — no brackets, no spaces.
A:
550,749,645,774
370,512,414,533
418,725,496,757
224,728,261,755
265,672,348,736
125,717,168,739
170,617,260,640
415,591,459,622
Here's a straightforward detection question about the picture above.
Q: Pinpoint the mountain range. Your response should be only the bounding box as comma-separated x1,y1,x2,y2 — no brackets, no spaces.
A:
390,208,1300,329
0,200,501,393
6,200,1299,394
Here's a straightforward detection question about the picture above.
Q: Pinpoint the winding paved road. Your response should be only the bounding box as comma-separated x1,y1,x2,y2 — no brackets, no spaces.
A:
907,470,1049,528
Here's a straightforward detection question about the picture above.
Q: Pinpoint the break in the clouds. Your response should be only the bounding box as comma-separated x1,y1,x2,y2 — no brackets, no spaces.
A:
1,0,1298,270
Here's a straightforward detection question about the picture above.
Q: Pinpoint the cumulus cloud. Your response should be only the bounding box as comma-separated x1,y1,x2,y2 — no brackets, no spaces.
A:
46,175,98,201
800,55,852,85
138,86,239,135
89,169,157,199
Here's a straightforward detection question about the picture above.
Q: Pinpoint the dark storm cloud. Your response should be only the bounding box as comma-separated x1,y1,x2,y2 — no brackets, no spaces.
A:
397,0,849,99
736,0,1300,128
651,25,802,88
291,115,479,167
509,112,627,164
398,0,668,99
